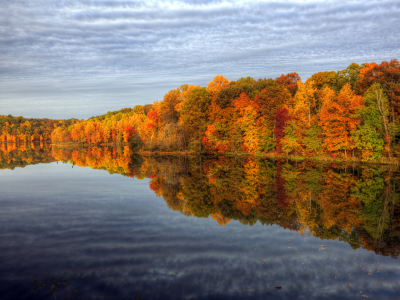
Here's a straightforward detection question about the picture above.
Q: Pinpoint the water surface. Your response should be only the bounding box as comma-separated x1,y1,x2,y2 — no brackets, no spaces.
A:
0,144,399,299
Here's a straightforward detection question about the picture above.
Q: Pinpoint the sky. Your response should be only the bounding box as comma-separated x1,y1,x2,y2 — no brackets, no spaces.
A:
0,0,399,119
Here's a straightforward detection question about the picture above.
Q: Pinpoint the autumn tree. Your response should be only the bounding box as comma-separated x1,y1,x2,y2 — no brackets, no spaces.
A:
180,88,212,151
292,79,317,127
143,104,153,116
132,105,145,115
276,72,300,96
233,93,261,154
274,107,292,154
202,123,231,154
257,81,292,126
215,84,256,109
308,71,337,91
229,76,256,87
352,83,394,160
334,62,365,92
160,88,182,124
206,75,230,97
319,84,363,157
175,84,201,115
357,60,400,122
125,126,142,151
281,119,301,155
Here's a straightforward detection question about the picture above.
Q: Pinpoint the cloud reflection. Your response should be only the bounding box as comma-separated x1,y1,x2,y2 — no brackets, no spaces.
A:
0,163,400,299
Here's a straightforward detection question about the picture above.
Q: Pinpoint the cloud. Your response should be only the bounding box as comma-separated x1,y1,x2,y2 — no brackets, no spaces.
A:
0,0,399,118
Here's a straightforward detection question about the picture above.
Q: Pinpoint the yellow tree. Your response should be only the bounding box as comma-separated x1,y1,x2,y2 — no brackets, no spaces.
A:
176,84,201,115
285,79,318,156
319,84,363,156
206,75,230,98
293,79,317,127
234,93,260,153
160,88,182,124
180,88,212,151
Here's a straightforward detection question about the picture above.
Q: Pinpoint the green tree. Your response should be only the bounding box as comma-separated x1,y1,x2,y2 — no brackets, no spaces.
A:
352,83,394,161
180,88,212,151
132,105,145,115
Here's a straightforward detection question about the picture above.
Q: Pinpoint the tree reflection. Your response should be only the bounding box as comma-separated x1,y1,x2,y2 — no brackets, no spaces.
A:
0,142,54,170
3,144,400,258
129,155,400,258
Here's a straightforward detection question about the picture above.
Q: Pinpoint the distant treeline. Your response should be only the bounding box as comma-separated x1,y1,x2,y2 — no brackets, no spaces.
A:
0,115,80,143
53,60,400,161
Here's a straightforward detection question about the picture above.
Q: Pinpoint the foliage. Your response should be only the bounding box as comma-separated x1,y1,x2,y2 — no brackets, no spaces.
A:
281,119,301,155
357,59,400,122
88,107,132,121
276,72,300,96
303,125,323,156
352,83,394,161
125,126,143,152
206,75,230,97
132,105,145,115
319,84,363,155
47,60,400,161
0,115,79,143
257,81,292,126
180,88,212,150
274,107,292,154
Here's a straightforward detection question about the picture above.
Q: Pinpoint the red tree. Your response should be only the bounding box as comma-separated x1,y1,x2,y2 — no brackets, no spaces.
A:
125,126,137,140
276,72,301,96
274,107,292,154
357,59,400,121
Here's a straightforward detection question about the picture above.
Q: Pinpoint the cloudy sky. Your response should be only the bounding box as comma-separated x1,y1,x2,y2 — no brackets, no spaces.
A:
0,0,399,119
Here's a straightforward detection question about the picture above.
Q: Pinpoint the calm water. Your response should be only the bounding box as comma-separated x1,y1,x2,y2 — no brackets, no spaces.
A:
0,144,400,299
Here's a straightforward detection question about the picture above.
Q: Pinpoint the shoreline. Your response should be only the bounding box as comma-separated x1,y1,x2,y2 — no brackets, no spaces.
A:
0,141,51,143
49,143,400,166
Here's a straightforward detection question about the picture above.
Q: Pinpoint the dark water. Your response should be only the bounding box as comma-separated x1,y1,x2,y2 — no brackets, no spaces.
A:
0,145,400,299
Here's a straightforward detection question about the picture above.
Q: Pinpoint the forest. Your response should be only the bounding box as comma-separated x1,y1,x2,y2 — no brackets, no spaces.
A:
0,115,79,143
4,59,400,163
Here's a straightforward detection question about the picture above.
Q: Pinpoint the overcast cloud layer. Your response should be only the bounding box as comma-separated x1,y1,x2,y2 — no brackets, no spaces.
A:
0,0,399,119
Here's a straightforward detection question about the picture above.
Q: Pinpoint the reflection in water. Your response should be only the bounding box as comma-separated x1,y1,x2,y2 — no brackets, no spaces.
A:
47,146,400,258
0,142,54,170
52,146,132,175
136,156,400,258
1,144,400,299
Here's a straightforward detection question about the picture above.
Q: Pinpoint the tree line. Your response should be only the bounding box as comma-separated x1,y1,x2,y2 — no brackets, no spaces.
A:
42,59,400,161
0,115,79,143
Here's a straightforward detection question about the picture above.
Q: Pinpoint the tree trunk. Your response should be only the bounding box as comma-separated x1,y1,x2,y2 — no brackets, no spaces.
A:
376,90,392,159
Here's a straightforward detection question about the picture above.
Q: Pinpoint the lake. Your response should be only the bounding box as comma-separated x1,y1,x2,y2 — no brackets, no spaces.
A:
0,144,399,299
